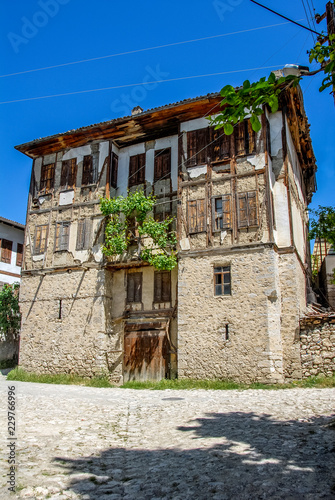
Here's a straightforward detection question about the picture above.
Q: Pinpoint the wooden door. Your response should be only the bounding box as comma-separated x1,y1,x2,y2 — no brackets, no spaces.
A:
124,324,168,382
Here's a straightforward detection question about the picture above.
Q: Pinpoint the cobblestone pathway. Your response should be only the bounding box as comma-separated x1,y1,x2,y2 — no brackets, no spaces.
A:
1,379,335,500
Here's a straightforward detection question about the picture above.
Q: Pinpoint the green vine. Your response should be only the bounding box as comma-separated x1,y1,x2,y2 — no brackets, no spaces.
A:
309,33,335,92
100,191,177,270
0,283,21,341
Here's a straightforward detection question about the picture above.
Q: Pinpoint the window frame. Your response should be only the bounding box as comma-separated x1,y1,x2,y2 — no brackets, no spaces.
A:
212,194,232,232
54,222,71,252
34,225,48,255
237,191,259,229
214,266,231,297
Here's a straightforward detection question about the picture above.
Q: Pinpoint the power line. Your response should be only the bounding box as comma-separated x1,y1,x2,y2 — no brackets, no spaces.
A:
301,0,316,43
0,65,286,105
250,0,321,36
0,20,304,79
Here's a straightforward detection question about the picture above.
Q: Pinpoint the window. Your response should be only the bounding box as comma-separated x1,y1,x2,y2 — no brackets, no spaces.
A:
40,163,55,192
60,158,77,189
154,271,171,303
82,155,93,186
211,128,231,161
187,199,206,233
34,225,48,254
76,219,91,250
55,222,70,251
16,243,23,267
127,272,142,303
212,195,231,231
0,239,13,264
187,128,208,166
110,152,118,189
214,266,231,296
154,148,171,181
234,119,256,156
129,153,145,187
237,191,258,228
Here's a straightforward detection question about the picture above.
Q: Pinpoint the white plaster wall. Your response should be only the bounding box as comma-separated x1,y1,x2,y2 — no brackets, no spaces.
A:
285,120,305,204
180,117,211,132
291,197,306,262
0,223,24,284
272,182,291,247
268,111,283,157
62,141,109,174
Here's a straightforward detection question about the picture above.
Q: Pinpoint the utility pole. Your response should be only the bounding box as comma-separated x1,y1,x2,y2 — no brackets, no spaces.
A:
316,1,335,104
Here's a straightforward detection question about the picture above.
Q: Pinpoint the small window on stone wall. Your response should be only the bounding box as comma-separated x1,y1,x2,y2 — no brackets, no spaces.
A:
55,222,70,252
127,272,142,303
214,266,231,296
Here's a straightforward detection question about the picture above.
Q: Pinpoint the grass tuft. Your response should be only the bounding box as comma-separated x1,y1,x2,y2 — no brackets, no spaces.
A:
6,367,114,388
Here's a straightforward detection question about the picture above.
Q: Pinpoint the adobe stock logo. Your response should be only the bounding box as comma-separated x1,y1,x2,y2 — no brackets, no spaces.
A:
110,65,169,117
213,0,244,21
8,0,71,54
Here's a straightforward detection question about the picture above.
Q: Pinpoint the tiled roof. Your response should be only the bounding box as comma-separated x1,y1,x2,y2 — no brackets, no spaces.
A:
0,216,25,230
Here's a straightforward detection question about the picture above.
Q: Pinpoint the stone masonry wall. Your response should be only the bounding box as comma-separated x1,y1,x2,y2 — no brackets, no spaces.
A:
300,316,335,378
19,268,115,378
177,246,285,384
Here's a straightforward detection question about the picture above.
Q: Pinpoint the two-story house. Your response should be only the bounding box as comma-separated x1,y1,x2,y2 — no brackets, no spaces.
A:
15,82,316,383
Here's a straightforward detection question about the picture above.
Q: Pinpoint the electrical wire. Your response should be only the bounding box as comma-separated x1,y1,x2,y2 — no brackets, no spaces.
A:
301,0,316,43
0,65,287,105
0,20,304,79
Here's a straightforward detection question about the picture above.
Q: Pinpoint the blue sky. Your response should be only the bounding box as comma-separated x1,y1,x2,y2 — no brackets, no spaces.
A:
1,0,334,225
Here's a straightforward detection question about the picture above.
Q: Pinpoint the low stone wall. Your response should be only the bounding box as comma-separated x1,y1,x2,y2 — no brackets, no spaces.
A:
300,316,335,378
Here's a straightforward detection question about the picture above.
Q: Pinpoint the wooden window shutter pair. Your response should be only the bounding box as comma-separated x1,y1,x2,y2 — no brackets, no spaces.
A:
61,158,77,189
187,199,206,234
237,191,258,228
0,239,13,264
129,154,145,187
235,120,256,156
127,272,142,303
76,219,92,250
154,148,171,181
16,243,23,267
154,271,171,302
40,163,55,192
82,155,93,186
34,225,48,255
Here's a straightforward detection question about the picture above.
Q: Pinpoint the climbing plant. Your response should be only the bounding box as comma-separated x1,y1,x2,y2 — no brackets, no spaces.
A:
100,191,177,270
210,17,335,134
0,283,21,341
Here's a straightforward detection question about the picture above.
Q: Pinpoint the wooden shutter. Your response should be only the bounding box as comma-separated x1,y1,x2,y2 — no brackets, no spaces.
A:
237,193,248,228
34,225,48,254
137,153,146,184
187,199,206,234
222,195,231,229
129,155,137,187
111,152,118,188
67,158,77,187
187,129,209,166
247,119,256,154
196,128,208,165
82,155,93,185
40,163,55,191
127,272,142,303
187,130,198,166
1,239,12,264
16,243,23,266
76,219,91,250
154,271,171,302
154,149,171,181
247,191,258,226
210,127,230,161
235,122,246,156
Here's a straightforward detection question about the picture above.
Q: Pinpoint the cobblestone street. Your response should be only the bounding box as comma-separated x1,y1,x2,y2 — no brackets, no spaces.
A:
1,379,335,499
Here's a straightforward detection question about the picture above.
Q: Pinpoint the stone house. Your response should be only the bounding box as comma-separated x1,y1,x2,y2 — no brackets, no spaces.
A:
15,83,318,384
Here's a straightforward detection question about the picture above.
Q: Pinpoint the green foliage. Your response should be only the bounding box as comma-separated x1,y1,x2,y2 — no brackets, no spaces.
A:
309,206,335,247
100,191,177,271
309,33,335,93
0,283,21,341
209,73,300,134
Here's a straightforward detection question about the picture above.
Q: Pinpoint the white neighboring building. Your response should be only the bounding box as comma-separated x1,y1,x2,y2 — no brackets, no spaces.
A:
0,216,25,288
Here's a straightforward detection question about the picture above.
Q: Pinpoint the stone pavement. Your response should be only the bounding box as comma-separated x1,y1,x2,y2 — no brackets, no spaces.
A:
0,379,335,500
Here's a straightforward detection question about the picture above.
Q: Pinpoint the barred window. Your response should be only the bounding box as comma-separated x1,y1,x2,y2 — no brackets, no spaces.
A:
55,222,70,251
214,266,231,296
